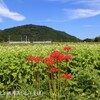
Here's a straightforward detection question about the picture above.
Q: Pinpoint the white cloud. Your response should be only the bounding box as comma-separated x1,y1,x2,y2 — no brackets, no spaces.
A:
64,9,100,19
76,0,100,7
47,0,100,8
0,0,25,21
47,0,100,19
47,0,100,6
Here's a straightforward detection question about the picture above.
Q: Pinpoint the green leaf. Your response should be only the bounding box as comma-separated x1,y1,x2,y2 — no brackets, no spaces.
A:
12,73,17,78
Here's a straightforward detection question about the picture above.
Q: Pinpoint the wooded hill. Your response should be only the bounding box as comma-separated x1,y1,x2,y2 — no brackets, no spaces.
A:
82,36,100,42
0,24,80,42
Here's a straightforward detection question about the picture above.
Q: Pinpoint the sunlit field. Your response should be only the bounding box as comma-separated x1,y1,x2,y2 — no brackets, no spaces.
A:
0,42,100,100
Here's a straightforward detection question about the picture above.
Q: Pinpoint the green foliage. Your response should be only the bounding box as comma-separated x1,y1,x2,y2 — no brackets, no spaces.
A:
94,36,100,42
0,43,100,100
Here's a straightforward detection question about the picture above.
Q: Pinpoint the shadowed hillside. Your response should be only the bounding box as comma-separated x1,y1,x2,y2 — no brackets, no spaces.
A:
0,24,80,42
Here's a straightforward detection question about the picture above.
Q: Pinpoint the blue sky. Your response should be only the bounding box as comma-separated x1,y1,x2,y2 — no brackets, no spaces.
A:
0,0,100,39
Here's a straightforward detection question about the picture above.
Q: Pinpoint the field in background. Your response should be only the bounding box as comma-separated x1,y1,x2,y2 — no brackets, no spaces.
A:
0,42,100,100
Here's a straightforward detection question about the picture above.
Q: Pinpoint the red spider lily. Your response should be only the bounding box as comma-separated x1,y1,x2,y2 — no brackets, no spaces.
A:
27,56,43,62
64,55,73,61
63,46,72,51
48,67,58,73
44,57,54,66
50,51,65,61
27,56,36,62
35,57,43,62
62,74,72,80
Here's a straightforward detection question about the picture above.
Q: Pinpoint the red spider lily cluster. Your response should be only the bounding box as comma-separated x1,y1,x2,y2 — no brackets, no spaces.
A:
44,57,54,66
62,74,72,80
50,51,73,61
48,67,58,73
27,56,43,62
63,46,72,51
27,46,73,80
50,51,65,61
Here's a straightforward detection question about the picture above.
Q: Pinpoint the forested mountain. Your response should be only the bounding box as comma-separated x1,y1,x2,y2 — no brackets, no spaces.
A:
82,36,100,42
0,24,80,42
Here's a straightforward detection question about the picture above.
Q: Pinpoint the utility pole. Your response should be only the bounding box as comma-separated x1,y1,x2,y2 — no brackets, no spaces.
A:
8,35,10,43
26,35,27,43
21,36,22,41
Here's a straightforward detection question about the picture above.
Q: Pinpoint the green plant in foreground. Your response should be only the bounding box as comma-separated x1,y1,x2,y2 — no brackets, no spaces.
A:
27,46,73,100
0,43,100,100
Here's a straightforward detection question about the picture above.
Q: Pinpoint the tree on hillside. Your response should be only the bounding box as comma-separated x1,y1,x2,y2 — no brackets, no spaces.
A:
83,38,94,42
94,36,100,42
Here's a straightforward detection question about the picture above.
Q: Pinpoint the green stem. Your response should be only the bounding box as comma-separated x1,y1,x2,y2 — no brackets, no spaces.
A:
51,73,55,100
58,61,62,100
38,63,40,92
53,78,56,100
66,61,68,73
58,71,60,100
48,75,52,99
